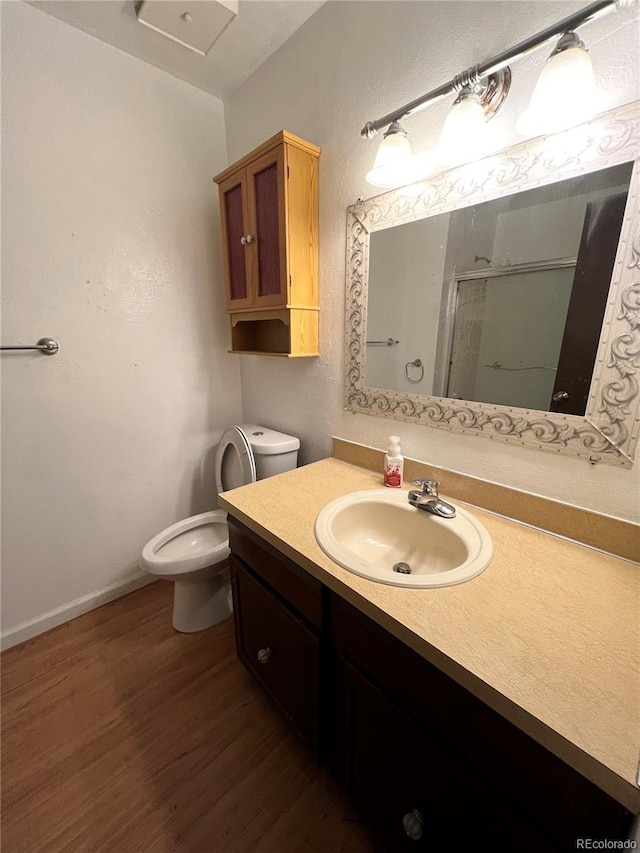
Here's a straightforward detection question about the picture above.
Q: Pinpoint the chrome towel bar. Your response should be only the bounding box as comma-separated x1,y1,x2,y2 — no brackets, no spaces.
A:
1,337,60,355
366,338,399,347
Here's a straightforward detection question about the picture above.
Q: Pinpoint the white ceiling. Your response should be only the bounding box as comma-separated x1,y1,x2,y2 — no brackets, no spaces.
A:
28,0,326,99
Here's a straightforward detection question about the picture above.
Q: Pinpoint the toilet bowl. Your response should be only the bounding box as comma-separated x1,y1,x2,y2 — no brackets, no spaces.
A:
140,424,299,632
140,511,231,632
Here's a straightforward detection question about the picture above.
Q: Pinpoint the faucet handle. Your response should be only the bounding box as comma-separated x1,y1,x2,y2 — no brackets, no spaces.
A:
412,477,439,497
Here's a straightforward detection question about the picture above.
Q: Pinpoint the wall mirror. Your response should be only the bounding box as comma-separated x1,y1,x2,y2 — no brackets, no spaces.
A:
345,102,640,467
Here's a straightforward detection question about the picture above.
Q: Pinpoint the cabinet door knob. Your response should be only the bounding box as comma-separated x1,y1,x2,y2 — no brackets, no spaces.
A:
240,235,247,245
402,809,424,842
244,234,254,244
257,647,272,664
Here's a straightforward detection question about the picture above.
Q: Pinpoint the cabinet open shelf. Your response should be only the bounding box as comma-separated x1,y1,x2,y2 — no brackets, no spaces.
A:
230,308,319,357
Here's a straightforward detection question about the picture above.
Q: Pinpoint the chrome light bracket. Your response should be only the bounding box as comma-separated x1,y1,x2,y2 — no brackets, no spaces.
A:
549,30,587,56
452,66,512,121
383,121,408,139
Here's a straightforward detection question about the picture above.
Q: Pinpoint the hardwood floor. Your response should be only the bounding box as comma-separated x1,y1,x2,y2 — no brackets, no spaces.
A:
1,582,379,853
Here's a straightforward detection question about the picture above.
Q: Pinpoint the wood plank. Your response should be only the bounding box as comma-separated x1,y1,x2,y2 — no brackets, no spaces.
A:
1,582,378,853
289,308,319,358
285,144,319,310
230,309,290,326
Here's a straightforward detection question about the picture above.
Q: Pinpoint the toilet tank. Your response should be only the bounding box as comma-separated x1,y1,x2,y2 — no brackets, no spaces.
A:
243,424,300,481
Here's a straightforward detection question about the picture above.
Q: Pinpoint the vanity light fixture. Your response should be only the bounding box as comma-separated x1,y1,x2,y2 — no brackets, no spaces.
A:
365,121,415,188
437,69,511,168
517,32,600,135
362,0,630,182
439,90,490,166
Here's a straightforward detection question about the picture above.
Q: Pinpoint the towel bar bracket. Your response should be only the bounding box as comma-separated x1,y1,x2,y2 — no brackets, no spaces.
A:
1,337,60,355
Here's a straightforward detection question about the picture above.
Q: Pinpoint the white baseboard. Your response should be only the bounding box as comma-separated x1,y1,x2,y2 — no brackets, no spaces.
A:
1,573,155,651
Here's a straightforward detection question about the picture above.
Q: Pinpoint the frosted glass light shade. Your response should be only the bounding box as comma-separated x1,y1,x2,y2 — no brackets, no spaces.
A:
517,44,597,136
366,129,414,188
439,94,490,166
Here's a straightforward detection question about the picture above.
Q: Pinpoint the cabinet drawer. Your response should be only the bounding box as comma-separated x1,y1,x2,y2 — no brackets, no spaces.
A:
334,656,548,852
232,557,319,750
330,594,632,846
229,519,322,628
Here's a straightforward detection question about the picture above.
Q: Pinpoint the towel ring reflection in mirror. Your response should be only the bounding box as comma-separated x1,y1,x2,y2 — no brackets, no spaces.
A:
405,358,424,384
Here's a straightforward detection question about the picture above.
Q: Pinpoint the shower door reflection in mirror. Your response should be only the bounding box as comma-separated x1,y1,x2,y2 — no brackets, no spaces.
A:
365,163,632,417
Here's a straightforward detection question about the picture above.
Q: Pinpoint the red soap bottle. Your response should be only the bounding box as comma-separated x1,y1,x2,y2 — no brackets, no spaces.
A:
384,435,404,488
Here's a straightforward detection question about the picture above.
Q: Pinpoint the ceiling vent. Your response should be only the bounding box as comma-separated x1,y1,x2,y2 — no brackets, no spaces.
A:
136,0,238,56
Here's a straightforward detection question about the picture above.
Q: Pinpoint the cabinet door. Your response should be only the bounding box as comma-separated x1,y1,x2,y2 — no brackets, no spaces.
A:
219,171,253,310
332,656,549,852
231,557,319,752
245,146,288,309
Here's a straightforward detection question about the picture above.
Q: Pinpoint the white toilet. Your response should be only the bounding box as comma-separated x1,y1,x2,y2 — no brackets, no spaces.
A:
140,424,300,632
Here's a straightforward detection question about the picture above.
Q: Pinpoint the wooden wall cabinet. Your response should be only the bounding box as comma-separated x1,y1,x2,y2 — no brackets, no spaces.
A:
227,519,634,850
214,131,320,357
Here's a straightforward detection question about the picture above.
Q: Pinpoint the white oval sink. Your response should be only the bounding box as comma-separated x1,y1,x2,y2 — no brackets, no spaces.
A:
314,489,493,588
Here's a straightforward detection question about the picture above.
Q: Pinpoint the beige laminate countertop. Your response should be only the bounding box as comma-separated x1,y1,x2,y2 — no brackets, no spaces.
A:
218,458,640,813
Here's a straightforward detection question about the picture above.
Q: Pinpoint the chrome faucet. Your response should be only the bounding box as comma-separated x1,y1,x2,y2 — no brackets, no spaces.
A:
407,478,456,519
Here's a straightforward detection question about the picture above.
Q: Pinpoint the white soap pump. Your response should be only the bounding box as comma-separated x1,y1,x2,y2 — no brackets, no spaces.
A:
384,435,404,488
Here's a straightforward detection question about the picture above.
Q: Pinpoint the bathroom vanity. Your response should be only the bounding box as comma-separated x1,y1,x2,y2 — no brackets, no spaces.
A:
220,456,639,850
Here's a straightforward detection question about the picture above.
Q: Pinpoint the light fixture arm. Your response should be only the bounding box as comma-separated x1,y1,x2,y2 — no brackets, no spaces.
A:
360,0,626,138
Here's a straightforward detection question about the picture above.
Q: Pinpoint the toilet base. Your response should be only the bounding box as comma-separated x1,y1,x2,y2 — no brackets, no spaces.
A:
172,567,232,633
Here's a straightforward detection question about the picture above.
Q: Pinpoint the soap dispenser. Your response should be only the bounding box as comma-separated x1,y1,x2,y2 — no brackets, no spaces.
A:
384,435,404,488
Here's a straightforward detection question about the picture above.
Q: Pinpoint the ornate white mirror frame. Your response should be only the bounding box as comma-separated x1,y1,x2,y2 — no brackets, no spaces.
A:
345,102,640,467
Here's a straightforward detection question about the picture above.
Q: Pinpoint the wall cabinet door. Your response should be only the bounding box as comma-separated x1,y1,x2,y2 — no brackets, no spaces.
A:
218,148,287,312
219,171,253,311
246,146,287,309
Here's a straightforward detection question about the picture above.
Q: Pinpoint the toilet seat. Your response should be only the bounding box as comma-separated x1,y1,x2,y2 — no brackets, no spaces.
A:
140,422,299,632
141,427,257,580
140,510,230,577
214,425,256,493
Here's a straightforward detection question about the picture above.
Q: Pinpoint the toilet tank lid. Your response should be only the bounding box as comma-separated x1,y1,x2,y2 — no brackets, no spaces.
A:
241,424,300,455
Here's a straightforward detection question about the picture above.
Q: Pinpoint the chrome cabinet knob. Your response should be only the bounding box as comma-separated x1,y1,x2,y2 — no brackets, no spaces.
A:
257,647,272,664
402,808,424,842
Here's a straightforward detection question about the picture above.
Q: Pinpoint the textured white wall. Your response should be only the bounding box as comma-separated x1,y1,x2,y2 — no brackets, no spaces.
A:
225,0,640,521
1,3,243,638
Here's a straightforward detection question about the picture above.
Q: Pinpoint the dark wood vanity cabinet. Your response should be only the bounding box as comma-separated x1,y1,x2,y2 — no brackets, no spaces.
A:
228,521,323,754
231,559,320,750
228,520,634,851
332,655,548,851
